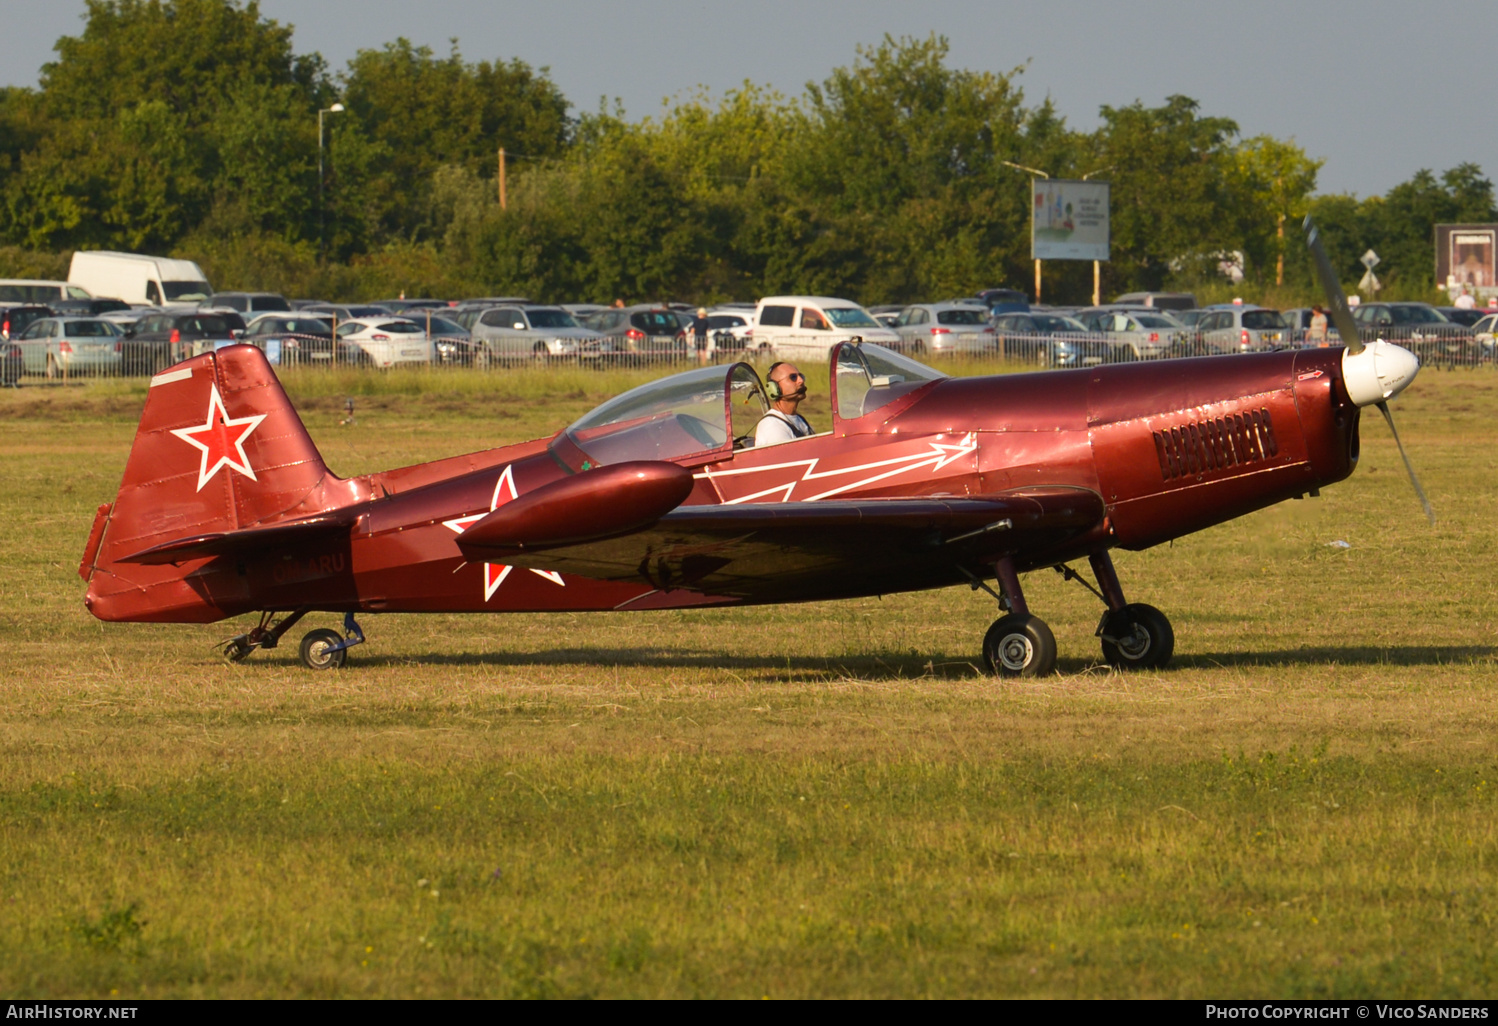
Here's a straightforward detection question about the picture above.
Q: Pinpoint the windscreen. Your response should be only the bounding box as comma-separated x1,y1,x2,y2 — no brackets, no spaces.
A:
1134,314,1180,328
1032,315,1087,332
1242,310,1287,330
65,320,118,337
424,316,466,336
835,342,946,422
825,307,879,328
936,308,988,326
0,285,61,303
561,364,731,466
1390,305,1448,325
525,309,580,328
163,281,211,301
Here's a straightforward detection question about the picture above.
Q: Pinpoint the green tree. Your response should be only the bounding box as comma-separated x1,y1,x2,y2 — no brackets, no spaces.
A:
341,39,570,241
1235,135,1322,287
1090,95,1241,294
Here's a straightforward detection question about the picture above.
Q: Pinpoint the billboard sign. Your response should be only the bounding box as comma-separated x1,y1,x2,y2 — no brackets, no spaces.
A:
1435,223,1497,296
1032,179,1110,261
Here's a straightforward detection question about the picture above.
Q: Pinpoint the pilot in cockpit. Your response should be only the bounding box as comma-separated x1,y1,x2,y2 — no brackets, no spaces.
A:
753,361,815,446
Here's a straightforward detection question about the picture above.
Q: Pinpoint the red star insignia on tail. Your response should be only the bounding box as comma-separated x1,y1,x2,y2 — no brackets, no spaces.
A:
170,384,267,492
442,465,566,601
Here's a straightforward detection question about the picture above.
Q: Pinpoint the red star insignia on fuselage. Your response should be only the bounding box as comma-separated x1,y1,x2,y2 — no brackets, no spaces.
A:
170,384,267,492
442,464,565,601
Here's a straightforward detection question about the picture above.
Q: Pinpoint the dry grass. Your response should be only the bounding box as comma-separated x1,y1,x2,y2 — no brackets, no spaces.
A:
1,364,1496,997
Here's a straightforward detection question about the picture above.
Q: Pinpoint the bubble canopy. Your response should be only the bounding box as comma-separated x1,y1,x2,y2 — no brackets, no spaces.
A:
551,363,768,469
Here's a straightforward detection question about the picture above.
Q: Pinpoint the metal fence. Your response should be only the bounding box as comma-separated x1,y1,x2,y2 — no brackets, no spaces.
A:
4,325,1496,383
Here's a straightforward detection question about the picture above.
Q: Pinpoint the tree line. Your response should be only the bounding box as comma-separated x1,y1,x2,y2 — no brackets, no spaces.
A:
1,0,1493,307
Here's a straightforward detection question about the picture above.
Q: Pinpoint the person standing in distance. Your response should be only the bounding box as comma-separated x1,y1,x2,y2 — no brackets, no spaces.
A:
753,362,814,446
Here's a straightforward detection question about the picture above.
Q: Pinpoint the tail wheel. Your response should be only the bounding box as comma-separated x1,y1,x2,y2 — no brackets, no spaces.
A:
982,613,1057,678
299,628,347,671
1100,603,1174,670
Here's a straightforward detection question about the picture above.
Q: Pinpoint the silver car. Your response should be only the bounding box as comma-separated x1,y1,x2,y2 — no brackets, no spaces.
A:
1079,309,1187,360
892,303,994,355
14,317,123,377
469,305,606,363
1197,306,1289,354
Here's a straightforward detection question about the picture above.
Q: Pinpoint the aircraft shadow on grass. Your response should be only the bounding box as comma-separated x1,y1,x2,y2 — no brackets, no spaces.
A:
1174,645,1495,669
245,644,1497,677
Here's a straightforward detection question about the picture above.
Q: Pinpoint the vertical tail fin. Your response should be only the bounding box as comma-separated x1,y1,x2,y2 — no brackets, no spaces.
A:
84,345,360,622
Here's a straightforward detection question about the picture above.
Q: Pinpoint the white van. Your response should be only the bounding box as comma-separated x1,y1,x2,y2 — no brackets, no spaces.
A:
0,280,92,304
68,251,212,306
751,296,901,358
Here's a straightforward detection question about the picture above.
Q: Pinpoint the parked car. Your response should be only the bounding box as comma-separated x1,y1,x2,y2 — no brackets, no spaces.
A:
121,311,242,374
704,307,756,355
14,317,124,378
1,304,55,341
1351,302,1472,363
974,287,1030,315
0,279,93,304
469,305,607,363
1281,307,1342,345
891,303,995,355
1074,307,1186,360
579,305,688,362
1113,291,1197,311
331,318,434,368
1473,313,1498,358
990,312,1110,367
400,311,483,365
67,252,209,306
1196,306,1289,354
750,296,901,357
302,304,392,323
1438,306,1487,328
241,314,336,365
371,298,449,313
867,304,905,328
0,340,21,386
205,292,291,316
47,297,133,318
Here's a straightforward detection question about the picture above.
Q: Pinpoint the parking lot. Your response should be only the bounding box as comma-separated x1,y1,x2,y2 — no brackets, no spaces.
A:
4,282,1497,383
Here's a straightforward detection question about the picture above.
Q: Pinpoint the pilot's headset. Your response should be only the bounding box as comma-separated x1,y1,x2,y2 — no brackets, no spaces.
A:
765,362,785,401
764,362,804,402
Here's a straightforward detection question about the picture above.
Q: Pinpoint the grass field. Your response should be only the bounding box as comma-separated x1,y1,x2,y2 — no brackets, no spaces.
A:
2,360,1497,998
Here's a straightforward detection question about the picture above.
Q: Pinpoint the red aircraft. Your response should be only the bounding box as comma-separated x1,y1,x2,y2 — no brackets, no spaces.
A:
79,226,1430,675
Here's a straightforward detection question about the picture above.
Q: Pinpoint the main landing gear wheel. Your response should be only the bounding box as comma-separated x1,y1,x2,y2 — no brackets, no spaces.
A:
1099,603,1174,670
299,628,348,671
982,613,1057,678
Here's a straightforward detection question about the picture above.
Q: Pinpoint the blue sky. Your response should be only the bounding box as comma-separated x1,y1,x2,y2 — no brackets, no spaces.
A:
5,0,1494,198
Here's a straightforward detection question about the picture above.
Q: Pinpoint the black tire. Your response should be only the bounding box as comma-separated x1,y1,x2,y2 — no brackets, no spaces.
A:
299,628,347,671
982,613,1058,678
1100,603,1174,670
224,637,253,663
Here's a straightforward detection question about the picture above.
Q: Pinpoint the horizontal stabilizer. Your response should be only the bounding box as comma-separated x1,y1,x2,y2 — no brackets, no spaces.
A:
117,511,356,565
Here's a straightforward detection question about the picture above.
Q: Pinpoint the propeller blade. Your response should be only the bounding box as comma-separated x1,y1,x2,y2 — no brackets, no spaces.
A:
1303,215,1364,355
1376,399,1435,525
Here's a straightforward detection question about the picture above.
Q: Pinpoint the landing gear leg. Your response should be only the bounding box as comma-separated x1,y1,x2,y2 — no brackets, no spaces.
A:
221,609,308,663
977,557,1057,678
1084,552,1174,670
298,611,366,671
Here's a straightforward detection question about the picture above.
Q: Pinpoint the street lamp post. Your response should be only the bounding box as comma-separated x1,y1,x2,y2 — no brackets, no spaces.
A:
318,103,345,260
1001,160,1048,303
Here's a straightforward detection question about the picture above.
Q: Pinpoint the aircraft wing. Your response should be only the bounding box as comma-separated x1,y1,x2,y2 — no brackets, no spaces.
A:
460,485,1105,602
